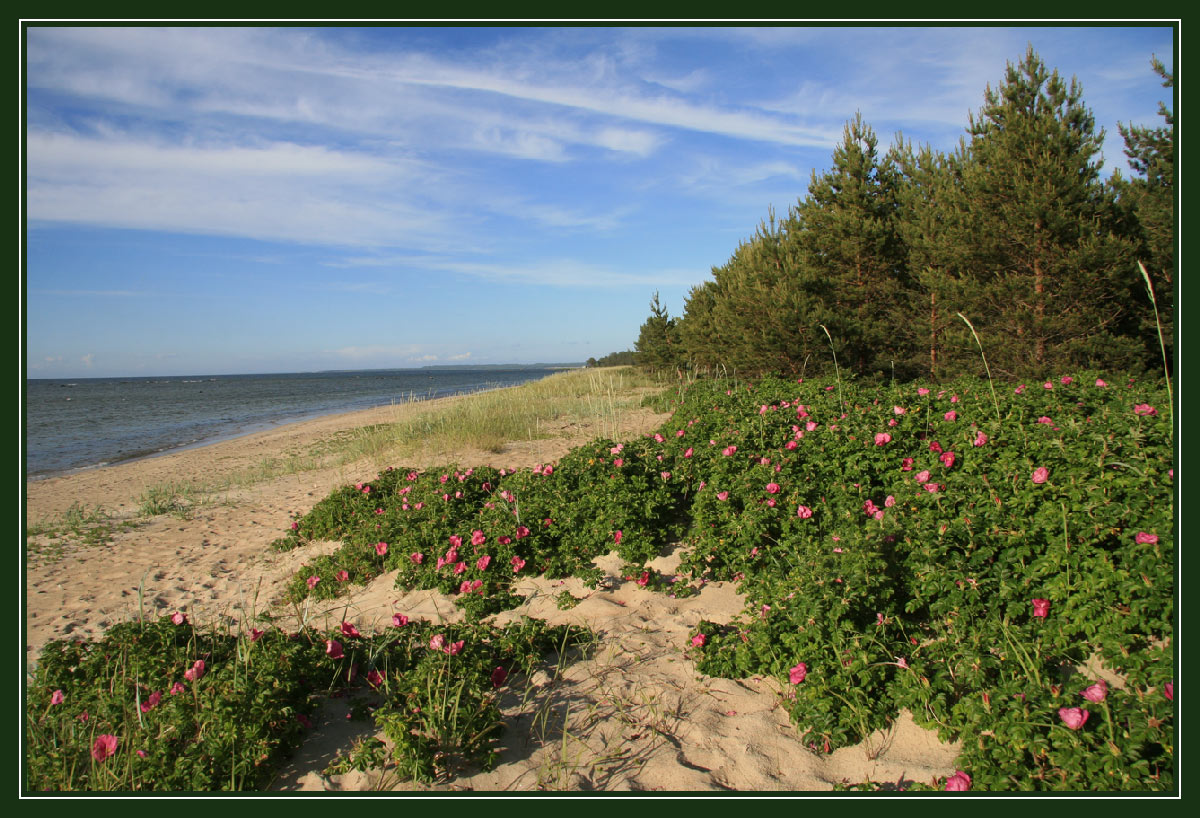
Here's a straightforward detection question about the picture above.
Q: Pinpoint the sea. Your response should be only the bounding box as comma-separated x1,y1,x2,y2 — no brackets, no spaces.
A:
23,367,573,480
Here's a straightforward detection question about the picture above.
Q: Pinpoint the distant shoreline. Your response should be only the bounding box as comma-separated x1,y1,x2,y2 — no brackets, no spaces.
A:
24,363,585,383
24,368,567,480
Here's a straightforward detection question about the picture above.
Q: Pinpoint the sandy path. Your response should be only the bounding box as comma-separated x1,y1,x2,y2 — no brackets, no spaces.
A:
23,392,961,792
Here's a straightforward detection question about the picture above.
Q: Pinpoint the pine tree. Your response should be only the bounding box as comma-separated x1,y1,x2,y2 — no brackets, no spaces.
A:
634,292,681,374
1115,56,1175,372
695,208,837,378
792,113,908,378
948,46,1140,378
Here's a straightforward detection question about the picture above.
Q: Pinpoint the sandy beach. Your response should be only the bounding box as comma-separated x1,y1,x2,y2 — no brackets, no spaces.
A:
24,388,962,793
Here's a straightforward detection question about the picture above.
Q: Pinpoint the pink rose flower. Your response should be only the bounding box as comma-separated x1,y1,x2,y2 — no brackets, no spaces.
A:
471,530,487,547
1135,531,1158,545
1081,679,1108,703
1032,466,1049,484
766,483,781,494
340,621,361,638
184,659,206,681
392,614,409,627
306,575,320,590
717,491,729,501
1095,379,1107,387
91,734,118,762
140,690,162,713
614,530,623,544
476,555,491,570
511,556,526,573
171,611,187,626
874,432,892,446
375,541,388,556
893,405,906,415
915,470,931,484
367,669,384,688
50,689,64,705
944,771,971,791
1165,682,1174,701
491,666,508,688
691,633,706,648
973,431,988,447
900,457,913,471
944,410,957,422
918,387,930,396
335,570,349,582
796,505,813,519
410,552,424,564
325,640,344,660
788,662,807,684
1032,598,1051,618
1059,707,1089,730
1133,403,1157,416
940,451,956,469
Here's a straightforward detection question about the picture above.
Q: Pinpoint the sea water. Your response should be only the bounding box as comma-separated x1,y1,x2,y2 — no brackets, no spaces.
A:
23,368,567,479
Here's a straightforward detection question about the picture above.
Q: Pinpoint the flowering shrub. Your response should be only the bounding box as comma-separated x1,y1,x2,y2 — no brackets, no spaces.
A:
277,440,687,615
25,613,592,790
670,373,1173,790
49,369,1170,791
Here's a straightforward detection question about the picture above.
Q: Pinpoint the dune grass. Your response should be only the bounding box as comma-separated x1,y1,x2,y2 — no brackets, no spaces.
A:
362,366,666,460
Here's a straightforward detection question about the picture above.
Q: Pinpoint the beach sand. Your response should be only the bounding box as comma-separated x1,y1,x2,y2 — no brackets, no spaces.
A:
24,390,961,793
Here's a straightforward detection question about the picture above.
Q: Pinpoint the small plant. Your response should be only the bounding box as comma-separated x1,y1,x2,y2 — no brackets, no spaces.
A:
137,482,201,519
26,503,134,553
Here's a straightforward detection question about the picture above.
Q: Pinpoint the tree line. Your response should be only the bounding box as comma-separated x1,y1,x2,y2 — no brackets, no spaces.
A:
633,47,1174,383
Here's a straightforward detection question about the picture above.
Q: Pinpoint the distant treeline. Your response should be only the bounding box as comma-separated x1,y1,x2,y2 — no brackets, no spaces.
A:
634,48,1174,383
586,350,637,368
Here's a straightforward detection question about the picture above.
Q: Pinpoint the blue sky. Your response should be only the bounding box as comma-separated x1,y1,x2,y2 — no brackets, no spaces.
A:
24,24,1175,378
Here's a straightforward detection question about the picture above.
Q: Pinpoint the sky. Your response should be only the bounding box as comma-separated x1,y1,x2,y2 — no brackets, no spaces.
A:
23,23,1176,378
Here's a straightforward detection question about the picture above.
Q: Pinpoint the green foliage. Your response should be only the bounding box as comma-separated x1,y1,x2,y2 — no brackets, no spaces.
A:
634,292,683,374
672,373,1173,790
26,616,322,791
275,439,688,611
26,613,594,791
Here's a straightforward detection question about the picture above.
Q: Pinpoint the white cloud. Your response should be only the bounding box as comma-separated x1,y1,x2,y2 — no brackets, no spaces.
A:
333,344,425,361
25,130,459,249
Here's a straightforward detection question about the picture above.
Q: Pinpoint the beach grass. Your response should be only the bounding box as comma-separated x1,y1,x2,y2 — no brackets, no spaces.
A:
225,366,668,483
365,366,666,459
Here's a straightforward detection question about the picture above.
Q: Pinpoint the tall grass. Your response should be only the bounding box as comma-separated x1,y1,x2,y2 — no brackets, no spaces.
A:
359,367,665,461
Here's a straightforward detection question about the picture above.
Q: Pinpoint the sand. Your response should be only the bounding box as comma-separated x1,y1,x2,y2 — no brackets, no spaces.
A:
23,391,962,793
